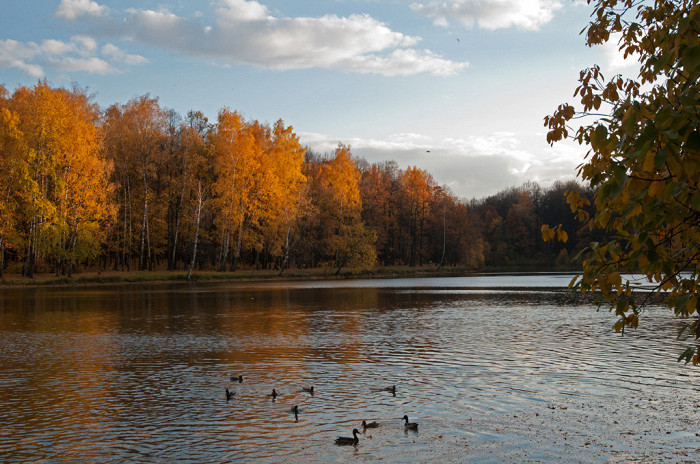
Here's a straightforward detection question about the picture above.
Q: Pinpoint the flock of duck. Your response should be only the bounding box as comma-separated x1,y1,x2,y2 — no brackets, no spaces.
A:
225,375,418,446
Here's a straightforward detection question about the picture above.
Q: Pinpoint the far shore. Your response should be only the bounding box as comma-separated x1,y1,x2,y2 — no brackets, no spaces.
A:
0,265,578,289
0,266,471,289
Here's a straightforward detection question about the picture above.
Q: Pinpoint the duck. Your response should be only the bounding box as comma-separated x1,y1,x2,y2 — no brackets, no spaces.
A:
230,375,243,383
225,388,235,401
268,389,278,399
335,428,361,445
402,415,418,430
371,385,396,395
302,386,314,393
361,420,379,429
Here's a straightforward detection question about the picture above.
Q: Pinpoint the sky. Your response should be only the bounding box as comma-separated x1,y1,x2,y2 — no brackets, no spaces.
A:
0,0,638,200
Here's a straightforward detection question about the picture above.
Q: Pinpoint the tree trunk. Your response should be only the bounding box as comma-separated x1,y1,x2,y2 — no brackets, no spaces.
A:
187,181,203,280
279,222,292,277
67,225,78,278
0,233,4,278
125,177,132,271
170,151,189,271
23,218,35,278
438,205,446,270
218,228,230,272
335,258,344,276
139,200,147,271
419,201,425,267
334,202,343,270
233,220,244,272
146,207,152,271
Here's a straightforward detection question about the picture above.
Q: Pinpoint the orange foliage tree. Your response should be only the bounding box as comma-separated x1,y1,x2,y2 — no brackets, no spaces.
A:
0,86,27,277
267,119,307,275
210,109,262,271
103,95,168,271
318,144,376,274
5,81,114,277
400,166,434,267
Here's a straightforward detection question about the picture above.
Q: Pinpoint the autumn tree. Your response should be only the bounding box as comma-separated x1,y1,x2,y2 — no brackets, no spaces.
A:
293,149,325,269
240,120,274,269
543,0,700,362
318,144,376,274
505,190,538,259
210,109,263,271
400,166,434,267
56,87,115,276
538,180,597,264
183,110,212,279
359,160,401,266
161,110,210,271
103,95,168,271
266,119,307,275
0,86,26,277
6,82,115,277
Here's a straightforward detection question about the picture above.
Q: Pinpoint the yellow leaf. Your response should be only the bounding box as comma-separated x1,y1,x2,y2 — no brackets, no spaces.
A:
648,181,664,198
559,230,569,243
628,203,642,217
642,151,655,172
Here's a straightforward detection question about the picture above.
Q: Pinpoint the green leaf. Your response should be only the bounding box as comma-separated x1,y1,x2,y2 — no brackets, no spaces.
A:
681,45,700,73
678,346,696,364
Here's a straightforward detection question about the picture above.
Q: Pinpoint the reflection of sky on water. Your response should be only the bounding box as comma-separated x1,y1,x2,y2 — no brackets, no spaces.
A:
0,276,698,463
208,273,581,290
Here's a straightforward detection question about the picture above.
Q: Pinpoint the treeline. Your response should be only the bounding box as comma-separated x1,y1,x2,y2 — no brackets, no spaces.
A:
0,81,592,279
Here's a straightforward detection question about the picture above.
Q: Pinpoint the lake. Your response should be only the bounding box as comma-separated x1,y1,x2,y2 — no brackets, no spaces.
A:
1,274,698,463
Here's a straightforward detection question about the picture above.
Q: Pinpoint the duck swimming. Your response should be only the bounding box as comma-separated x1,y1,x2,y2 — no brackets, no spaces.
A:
230,375,243,383
302,386,314,393
361,420,378,429
402,415,418,430
268,389,278,399
226,388,235,401
335,428,360,445
370,385,396,395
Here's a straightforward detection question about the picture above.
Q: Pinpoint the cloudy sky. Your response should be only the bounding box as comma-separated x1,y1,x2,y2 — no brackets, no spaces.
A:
0,0,635,199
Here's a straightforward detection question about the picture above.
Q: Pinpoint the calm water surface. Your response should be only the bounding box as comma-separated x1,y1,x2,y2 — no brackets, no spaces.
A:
1,275,698,463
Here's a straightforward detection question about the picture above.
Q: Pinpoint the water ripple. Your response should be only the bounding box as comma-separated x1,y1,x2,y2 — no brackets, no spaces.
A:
1,279,698,463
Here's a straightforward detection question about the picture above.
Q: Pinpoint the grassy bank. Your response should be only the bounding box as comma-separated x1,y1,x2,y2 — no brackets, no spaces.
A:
0,265,475,288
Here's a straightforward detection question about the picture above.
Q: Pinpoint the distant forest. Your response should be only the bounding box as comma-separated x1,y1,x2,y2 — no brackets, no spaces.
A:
0,81,596,278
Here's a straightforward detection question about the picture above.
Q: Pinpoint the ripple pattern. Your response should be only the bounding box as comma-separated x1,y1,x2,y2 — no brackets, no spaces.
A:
1,278,698,463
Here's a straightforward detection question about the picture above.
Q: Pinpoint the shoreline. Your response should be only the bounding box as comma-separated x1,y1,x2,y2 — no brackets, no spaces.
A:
0,265,579,289
0,267,470,289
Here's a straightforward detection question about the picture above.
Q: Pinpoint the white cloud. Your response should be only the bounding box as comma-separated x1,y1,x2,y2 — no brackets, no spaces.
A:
39,36,97,57
49,56,115,75
55,0,109,20
52,0,468,76
600,32,640,74
341,48,468,76
0,40,44,77
102,43,149,65
218,0,270,21
0,36,147,77
410,0,562,31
